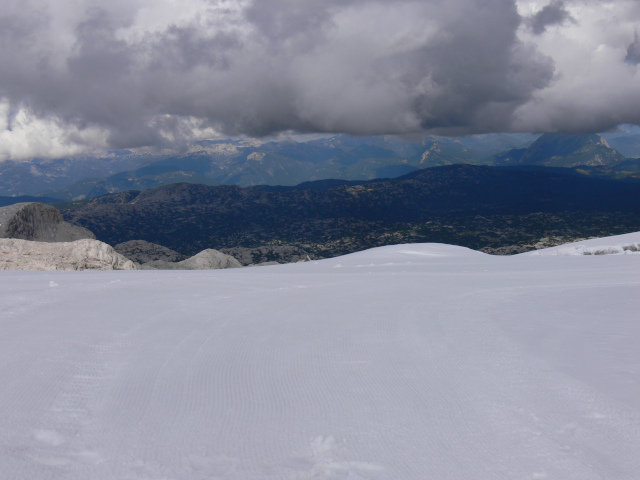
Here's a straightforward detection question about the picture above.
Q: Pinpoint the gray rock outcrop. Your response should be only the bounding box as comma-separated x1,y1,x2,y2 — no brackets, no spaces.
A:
0,202,95,242
220,245,314,266
140,249,241,270
114,240,185,264
0,238,137,270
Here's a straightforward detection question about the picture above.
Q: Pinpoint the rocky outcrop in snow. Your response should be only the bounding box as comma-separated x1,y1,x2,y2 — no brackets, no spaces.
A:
0,238,137,270
0,202,95,242
140,249,241,270
220,245,314,265
114,240,185,264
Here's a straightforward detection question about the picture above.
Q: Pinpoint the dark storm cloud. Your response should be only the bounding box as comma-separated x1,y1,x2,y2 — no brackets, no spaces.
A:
162,0,555,137
405,2,554,134
0,0,635,154
244,0,340,42
625,32,640,65
528,1,574,35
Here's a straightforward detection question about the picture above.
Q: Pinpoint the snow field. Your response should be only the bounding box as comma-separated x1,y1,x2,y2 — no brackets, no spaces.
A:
527,231,640,256
1,239,640,479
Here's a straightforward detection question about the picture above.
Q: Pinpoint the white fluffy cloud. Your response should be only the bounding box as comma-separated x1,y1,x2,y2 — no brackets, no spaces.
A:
0,0,638,159
0,99,109,161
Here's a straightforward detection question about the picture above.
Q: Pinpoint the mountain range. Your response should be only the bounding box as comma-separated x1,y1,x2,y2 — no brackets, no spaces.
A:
61,164,640,258
7,132,640,202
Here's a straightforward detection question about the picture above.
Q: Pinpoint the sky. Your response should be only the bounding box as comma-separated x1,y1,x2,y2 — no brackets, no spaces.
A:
1,0,640,160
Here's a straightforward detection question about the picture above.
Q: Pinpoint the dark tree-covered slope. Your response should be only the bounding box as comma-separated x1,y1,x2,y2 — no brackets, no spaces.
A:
61,165,640,256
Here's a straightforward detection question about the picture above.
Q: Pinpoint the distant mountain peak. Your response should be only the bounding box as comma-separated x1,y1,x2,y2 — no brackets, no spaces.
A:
510,133,625,168
598,136,612,148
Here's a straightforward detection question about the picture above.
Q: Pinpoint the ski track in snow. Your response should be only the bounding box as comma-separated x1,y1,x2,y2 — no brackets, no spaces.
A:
1,237,640,479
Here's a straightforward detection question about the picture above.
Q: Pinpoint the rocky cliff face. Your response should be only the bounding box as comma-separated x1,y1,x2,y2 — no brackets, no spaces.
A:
0,239,137,270
0,202,95,242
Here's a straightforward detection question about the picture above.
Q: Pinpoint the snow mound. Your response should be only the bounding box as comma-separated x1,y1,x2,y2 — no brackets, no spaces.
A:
527,231,640,256
322,243,485,267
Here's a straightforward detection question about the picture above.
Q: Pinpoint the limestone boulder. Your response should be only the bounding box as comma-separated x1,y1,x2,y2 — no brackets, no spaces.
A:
141,249,241,270
0,238,137,271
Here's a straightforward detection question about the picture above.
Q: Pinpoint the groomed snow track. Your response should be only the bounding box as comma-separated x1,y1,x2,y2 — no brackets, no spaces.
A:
1,236,640,479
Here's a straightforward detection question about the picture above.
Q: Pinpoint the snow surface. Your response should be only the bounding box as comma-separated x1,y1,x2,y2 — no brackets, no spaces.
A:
528,231,640,256
1,239,640,479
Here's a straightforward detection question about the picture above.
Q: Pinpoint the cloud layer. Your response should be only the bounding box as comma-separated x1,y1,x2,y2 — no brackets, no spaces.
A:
1,0,640,158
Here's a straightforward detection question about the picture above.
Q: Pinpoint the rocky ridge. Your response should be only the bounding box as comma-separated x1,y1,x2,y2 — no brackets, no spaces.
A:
0,203,245,271
219,245,314,265
0,238,137,271
0,202,95,242
114,240,186,263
